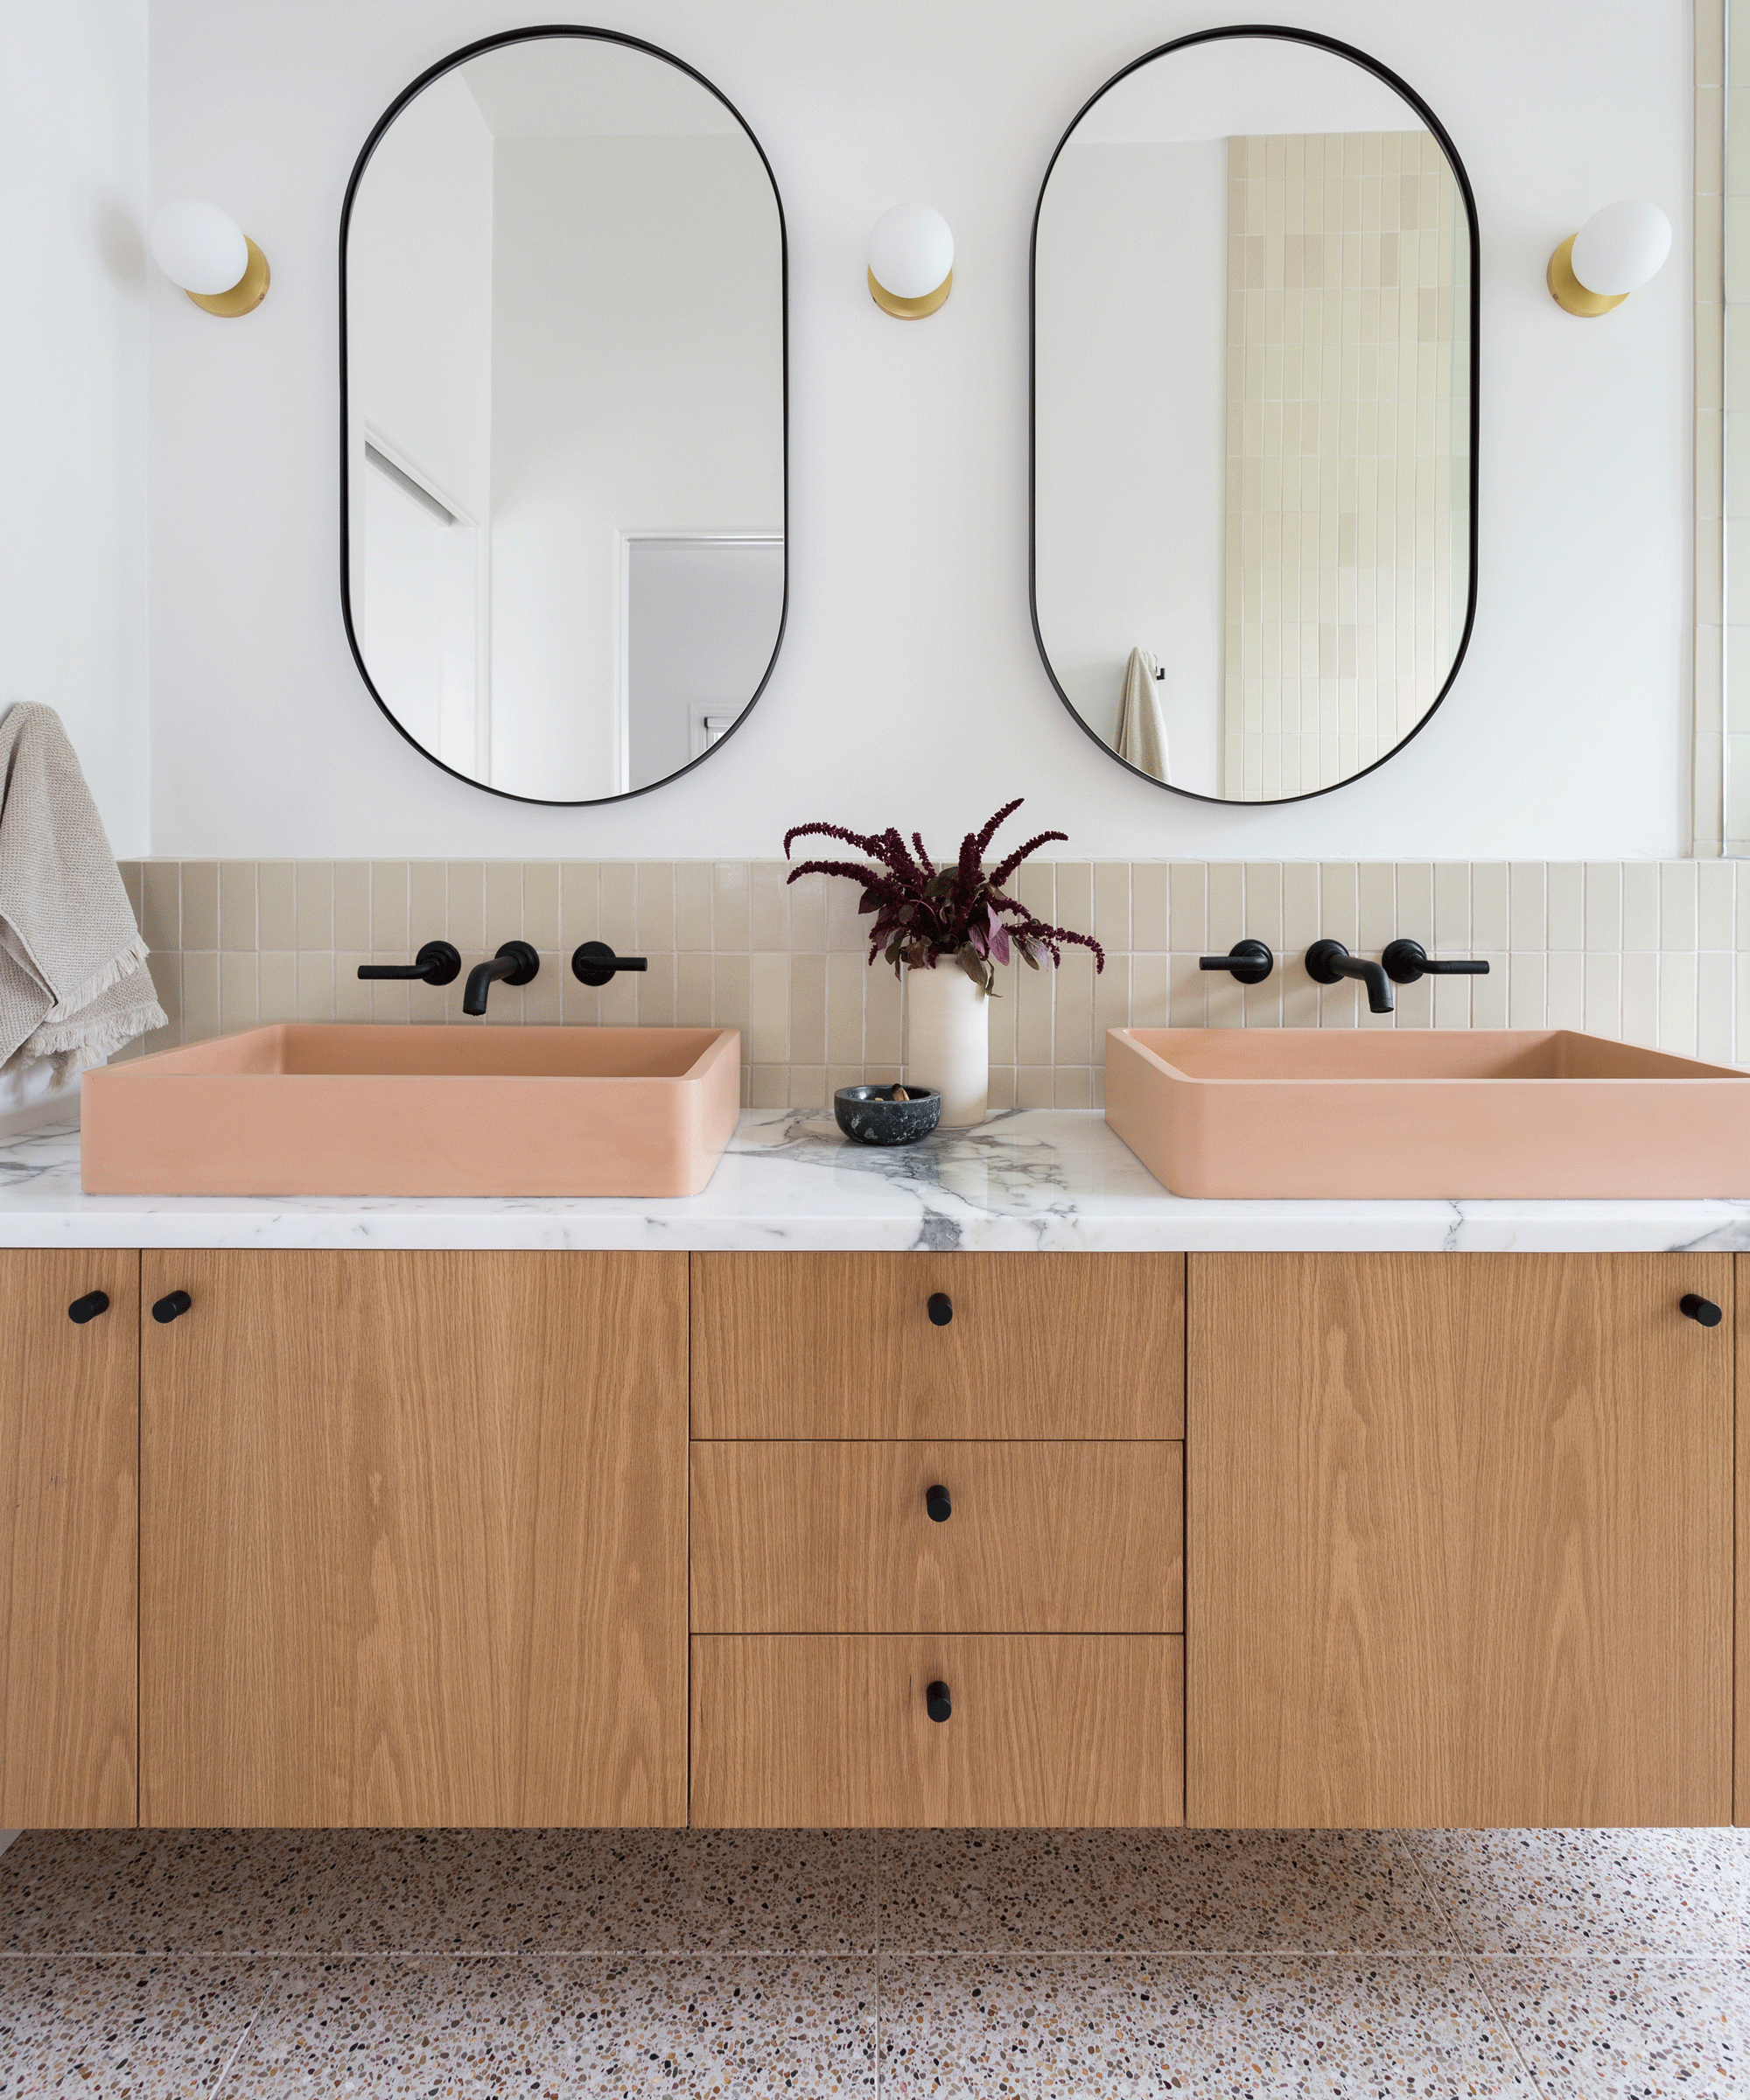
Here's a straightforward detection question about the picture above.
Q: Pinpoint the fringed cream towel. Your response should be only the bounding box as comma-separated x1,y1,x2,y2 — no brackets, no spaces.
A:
0,704,165,1074
1115,647,1170,782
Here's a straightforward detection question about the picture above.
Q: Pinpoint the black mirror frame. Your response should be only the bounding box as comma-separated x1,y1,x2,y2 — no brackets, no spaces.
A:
1028,24,1480,807
339,24,790,808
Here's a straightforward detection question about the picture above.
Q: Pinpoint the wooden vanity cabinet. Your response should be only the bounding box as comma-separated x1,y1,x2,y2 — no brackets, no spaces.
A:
0,1249,137,1828
138,1250,688,1828
1186,1252,1735,1830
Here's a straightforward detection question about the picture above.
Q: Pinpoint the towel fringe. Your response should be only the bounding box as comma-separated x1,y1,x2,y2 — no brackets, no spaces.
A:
14,997,168,1068
39,934,151,1024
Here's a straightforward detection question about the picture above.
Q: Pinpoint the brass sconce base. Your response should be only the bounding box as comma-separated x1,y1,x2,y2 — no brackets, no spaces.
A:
186,238,270,318
868,266,952,319
1546,234,1626,318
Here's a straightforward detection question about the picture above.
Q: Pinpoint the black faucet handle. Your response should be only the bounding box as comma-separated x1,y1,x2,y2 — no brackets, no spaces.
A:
1305,939,1395,1015
358,940,462,986
1382,939,1490,986
1198,940,1274,986
570,941,650,989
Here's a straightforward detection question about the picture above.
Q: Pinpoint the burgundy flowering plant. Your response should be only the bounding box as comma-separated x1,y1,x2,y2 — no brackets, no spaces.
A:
782,798,1105,995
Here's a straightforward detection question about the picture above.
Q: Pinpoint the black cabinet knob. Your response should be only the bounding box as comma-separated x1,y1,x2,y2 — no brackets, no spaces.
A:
66,1291,110,1325
926,1680,952,1723
151,1290,192,1325
1679,1292,1723,1327
925,1484,952,1523
927,1292,953,1326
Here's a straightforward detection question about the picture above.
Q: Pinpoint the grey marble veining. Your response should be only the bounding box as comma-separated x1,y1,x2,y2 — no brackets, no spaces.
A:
0,1108,1747,1252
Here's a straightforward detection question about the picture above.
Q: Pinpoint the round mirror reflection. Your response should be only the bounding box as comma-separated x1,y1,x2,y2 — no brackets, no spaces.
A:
342,30,787,804
1032,29,1477,804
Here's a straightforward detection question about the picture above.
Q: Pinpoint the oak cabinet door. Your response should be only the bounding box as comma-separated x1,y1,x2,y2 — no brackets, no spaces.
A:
140,1250,688,1828
1187,1252,1733,1829
0,1250,137,1827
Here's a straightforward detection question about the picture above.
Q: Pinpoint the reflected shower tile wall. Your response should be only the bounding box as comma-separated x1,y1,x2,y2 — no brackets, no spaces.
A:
114,861,1750,1103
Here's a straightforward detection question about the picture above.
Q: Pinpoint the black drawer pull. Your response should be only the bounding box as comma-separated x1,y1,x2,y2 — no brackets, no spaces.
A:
67,1292,110,1325
925,1484,952,1523
927,1292,953,1326
926,1680,952,1723
151,1290,192,1325
1680,1293,1723,1327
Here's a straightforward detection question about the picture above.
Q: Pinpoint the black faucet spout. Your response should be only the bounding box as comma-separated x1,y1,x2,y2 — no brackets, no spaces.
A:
462,941,540,1016
1305,938,1395,1014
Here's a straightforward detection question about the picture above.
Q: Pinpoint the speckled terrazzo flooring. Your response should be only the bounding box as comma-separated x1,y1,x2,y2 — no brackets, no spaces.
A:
0,1826,1744,2095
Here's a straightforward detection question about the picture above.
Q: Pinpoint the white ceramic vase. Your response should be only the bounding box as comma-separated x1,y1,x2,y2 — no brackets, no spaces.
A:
904,960,989,1126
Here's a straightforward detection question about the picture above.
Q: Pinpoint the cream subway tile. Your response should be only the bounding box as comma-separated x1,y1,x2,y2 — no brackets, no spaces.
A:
788,1064,827,1109
1508,862,1545,951
117,859,143,928
713,862,752,950
1132,863,1170,949
1620,862,1660,950
1357,862,1395,948
634,864,676,953
143,861,180,953
1094,953,1130,1045
1431,958,1469,1028
598,971,637,1026
1205,964,1245,1030
141,951,181,1054
865,962,902,1063
1092,863,1130,950
1698,858,1735,948
1242,971,1282,1026
1660,859,1699,949
825,873,866,952
1737,862,1750,953
1659,948,1698,1054
1432,862,1471,950
405,863,445,951
294,952,333,1023
366,956,410,1025
559,864,598,947
985,971,1018,1062
1318,975,1359,1026
1016,957,1054,1064
1131,952,1169,1028
1166,863,1207,951
1053,949,1096,1064
987,1065,1018,1113
748,952,789,1063
1282,960,1320,1026
787,954,826,1063
482,861,522,949
560,972,599,1027
595,864,635,947
522,958,562,1026
826,1065,865,1103
1357,985,1395,1031
1394,863,1432,946
256,862,295,950
1054,863,1093,947
739,1065,753,1111
672,862,712,951
181,951,220,1040
1620,951,1660,1046
253,951,294,1026
1546,949,1586,1031
750,1064,788,1110
407,970,446,1025
367,862,408,955
1016,859,1055,920
1241,863,1284,948
1507,951,1545,1028
675,953,714,1028
1054,1067,1095,1110
824,954,864,1061
1584,864,1624,956
1282,862,1320,952
634,956,675,1027
1544,863,1583,948
1699,0,1724,86
788,870,828,951
1168,953,1208,1026
333,862,371,951
1699,948,1735,1061
1016,1067,1054,1110
1738,952,1750,1061
337,952,375,1025
713,953,751,1035
1207,862,1245,948
218,861,256,953
1317,862,1358,945
446,864,488,949
180,862,219,950
522,864,560,952
749,861,789,950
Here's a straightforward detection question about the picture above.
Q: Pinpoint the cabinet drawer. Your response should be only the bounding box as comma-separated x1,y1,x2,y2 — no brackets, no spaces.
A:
691,1635,1183,1826
690,1253,1185,1439
691,1441,1181,1632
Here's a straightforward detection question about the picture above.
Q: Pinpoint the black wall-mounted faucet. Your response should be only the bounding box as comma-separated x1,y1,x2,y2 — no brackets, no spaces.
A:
1382,939,1490,987
358,941,462,987
1199,940,1274,985
463,941,540,1015
570,942,649,988
1306,939,1395,1014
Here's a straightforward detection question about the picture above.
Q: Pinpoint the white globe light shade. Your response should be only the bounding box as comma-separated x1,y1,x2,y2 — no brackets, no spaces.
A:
868,203,954,301
1570,200,1671,298
149,200,248,296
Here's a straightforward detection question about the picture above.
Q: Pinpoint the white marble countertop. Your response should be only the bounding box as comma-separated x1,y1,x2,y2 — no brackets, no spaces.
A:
0,1109,1746,1252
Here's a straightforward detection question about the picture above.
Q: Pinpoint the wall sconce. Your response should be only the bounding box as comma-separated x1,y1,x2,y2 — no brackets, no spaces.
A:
149,200,270,317
868,203,954,319
1547,200,1671,317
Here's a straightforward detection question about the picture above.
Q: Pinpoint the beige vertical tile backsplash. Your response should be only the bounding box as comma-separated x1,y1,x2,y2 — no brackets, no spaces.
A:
112,860,1750,1105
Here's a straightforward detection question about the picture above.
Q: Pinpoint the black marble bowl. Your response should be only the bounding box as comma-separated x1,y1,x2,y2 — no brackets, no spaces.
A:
834,1084,942,1146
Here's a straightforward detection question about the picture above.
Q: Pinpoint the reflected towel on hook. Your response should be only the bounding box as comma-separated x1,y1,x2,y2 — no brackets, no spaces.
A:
1115,648,1170,782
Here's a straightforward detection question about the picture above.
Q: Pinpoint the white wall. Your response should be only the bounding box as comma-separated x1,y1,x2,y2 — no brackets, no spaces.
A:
147,0,1692,858
1034,140,1227,797
1,0,149,856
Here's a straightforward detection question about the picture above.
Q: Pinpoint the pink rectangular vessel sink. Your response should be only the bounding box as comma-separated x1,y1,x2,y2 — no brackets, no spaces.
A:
80,1024,742,1197
1104,1026,1750,1198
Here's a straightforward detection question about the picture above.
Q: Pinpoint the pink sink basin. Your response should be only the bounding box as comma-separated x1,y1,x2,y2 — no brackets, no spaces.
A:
80,1024,741,1197
1104,1026,1750,1198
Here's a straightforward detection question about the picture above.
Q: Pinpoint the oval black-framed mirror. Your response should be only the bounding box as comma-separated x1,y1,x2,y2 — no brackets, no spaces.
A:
1031,25,1479,805
340,25,788,807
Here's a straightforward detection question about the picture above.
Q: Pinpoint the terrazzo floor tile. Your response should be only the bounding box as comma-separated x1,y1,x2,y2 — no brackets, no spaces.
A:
224,1955,877,2094
579,1829,881,1951
0,1956,268,2096
878,1951,1532,2096
1482,1956,1750,2096
878,1828,1451,1952
1404,1828,1750,1955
